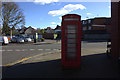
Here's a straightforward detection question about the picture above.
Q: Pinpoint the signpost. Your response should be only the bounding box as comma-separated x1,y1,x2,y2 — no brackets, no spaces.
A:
61,14,81,68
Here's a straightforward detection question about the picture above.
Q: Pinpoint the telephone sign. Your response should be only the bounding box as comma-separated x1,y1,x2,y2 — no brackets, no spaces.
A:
61,14,81,68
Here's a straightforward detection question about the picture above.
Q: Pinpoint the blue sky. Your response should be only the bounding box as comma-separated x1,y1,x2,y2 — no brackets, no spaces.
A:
16,1,111,29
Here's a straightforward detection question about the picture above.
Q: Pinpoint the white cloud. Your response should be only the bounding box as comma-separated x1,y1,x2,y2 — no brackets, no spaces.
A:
87,13,92,15
51,22,56,24
59,16,62,20
48,4,86,16
34,0,59,5
50,25,57,28
108,6,111,8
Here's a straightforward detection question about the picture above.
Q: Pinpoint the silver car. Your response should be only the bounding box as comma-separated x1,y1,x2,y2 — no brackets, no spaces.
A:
11,37,24,43
11,37,17,43
17,37,24,43
24,37,32,42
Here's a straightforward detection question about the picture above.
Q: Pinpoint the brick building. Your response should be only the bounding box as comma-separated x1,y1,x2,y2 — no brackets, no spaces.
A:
44,27,54,33
54,25,61,33
81,17,111,31
81,17,111,40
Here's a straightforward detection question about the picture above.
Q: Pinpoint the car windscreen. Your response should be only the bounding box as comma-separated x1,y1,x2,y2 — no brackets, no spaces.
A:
12,37,17,39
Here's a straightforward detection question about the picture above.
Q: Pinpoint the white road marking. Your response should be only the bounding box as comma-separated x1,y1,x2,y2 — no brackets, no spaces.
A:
21,49,25,51
53,49,57,50
1,50,5,51
22,49,28,51
38,49,43,50
15,49,21,51
2,48,61,52
7,50,13,51
30,49,35,51
45,49,51,51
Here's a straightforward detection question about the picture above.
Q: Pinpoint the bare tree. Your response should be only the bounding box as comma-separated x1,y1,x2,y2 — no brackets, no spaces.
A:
1,2,25,35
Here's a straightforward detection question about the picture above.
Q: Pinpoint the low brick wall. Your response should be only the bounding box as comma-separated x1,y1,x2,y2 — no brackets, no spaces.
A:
84,34,111,40
42,33,54,39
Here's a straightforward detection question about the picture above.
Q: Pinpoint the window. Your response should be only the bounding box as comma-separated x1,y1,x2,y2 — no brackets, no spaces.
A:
83,27,87,31
67,39,76,43
65,25,77,34
88,26,91,30
88,20,91,23
67,43,76,48
82,21,84,24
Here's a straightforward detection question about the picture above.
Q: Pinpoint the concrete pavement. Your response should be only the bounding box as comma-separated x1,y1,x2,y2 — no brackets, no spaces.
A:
2,52,119,78
2,39,61,66
2,41,120,79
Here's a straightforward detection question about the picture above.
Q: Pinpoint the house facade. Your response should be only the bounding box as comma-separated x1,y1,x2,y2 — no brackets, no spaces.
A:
24,26,36,35
54,25,61,33
18,26,36,35
44,27,54,33
16,26,36,39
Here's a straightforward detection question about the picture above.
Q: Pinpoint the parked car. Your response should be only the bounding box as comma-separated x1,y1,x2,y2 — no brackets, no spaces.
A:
17,37,24,43
11,37,17,43
24,36,32,42
11,37,24,43
0,36,9,45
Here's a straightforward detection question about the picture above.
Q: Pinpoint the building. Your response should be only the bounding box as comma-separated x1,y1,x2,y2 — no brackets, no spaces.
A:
24,26,36,35
82,17,111,31
18,27,27,34
54,25,61,33
44,27,54,33
81,17,111,40
16,26,36,39
18,26,36,35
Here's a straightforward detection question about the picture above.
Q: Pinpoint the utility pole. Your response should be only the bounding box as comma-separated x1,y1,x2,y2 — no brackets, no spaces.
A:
11,29,12,38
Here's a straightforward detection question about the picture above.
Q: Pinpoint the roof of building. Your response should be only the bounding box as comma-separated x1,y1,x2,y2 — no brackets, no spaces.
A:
82,17,111,21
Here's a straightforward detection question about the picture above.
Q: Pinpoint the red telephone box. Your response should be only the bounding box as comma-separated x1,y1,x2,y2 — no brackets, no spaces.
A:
61,14,81,68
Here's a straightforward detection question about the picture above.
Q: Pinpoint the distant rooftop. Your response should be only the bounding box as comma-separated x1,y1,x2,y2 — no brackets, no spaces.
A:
82,17,111,21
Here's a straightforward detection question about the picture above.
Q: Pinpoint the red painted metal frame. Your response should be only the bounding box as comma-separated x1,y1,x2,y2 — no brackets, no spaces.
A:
61,14,81,68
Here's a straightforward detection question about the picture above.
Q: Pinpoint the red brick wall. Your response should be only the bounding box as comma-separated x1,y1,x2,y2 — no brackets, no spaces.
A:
92,26,105,30
42,33,54,39
106,25,111,34
92,18,107,30
93,18,106,25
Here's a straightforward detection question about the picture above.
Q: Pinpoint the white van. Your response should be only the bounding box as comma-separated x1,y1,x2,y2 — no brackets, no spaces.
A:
0,36,9,45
